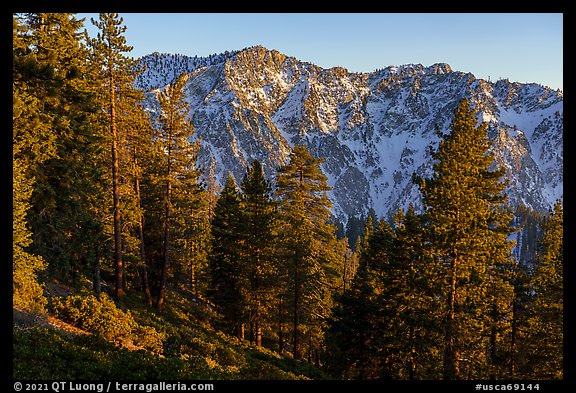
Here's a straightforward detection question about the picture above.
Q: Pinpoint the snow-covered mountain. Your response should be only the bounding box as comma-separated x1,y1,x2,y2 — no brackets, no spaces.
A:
136,45,563,224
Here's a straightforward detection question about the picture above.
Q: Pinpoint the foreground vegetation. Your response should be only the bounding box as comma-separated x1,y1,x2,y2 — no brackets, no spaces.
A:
14,287,329,380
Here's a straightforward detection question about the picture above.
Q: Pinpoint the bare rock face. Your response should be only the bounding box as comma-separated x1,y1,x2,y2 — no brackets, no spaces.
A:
137,46,563,223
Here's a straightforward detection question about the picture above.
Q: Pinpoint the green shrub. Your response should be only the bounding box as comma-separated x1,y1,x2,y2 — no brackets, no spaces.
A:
49,293,164,353
132,324,165,353
13,249,47,313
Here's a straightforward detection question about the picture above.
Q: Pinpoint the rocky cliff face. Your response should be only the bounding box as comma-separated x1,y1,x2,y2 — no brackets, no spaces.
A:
136,45,563,223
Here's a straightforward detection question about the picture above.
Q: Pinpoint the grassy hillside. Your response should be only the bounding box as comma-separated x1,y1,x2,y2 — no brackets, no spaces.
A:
13,282,331,380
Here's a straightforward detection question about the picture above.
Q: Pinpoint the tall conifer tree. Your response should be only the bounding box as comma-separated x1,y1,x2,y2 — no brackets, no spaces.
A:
13,13,52,311
122,100,156,304
208,174,244,337
384,205,443,379
238,160,279,346
415,98,515,379
276,144,343,360
525,201,563,379
14,13,107,303
153,72,201,308
89,13,141,300
326,216,385,379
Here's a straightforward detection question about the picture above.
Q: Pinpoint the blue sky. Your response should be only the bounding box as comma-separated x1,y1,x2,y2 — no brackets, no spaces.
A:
79,13,563,91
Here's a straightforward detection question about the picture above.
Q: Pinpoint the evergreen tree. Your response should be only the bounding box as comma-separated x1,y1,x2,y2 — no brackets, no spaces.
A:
238,160,279,347
339,237,358,293
182,186,211,301
414,98,515,379
345,215,364,251
13,13,64,168
362,218,398,378
359,214,374,257
189,158,221,300
13,14,51,311
122,100,156,304
208,174,244,337
383,205,443,379
276,144,344,360
325,216,385,379
153,72,201,308
513,204,545,268
13,13,107,302
89,13,142,300
525,201,563,379
504,206,545,379
506,254,532,379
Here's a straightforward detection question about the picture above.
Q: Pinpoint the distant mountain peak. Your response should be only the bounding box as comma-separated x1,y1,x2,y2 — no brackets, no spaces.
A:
137,50,563,223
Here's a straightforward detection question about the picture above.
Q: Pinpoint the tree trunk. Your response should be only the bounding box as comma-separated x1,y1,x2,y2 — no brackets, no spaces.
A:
490,319,497,380
190,254,196,297
110,73,123,301
94,247,101,296
510,296,518,379
254,263,262,347
293,250,300,359
409,324,416,380
138,224,152,307
256,317,262,347
443,253,459,380
141,258,152,306
278,301,284,355
135,164,152,306
189,239,198,299
156,174,171,309
292,172,303,359
133,152,152,305
237,321,245,340
342,252,348,293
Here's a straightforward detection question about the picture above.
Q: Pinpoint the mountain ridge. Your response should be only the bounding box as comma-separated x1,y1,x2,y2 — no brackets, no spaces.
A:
136,45,563,224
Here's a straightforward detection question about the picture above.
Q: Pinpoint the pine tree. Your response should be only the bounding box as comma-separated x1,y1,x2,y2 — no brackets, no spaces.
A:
13,13,106,304
362,217,397,378
506,254,531,379
238,160,278,347
525,201,563,379
340,237,358,293
384,205,444,379
513,204,545,267
325,216,385,379
13,13,62,168
414,98,515,379
208,174,244,337
345,215,364,251
505,205,545,379
89,13,143,300
179,182,211,301
13,14,52,311
123,100,156,304
276,144,344,360
153,72,201,308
